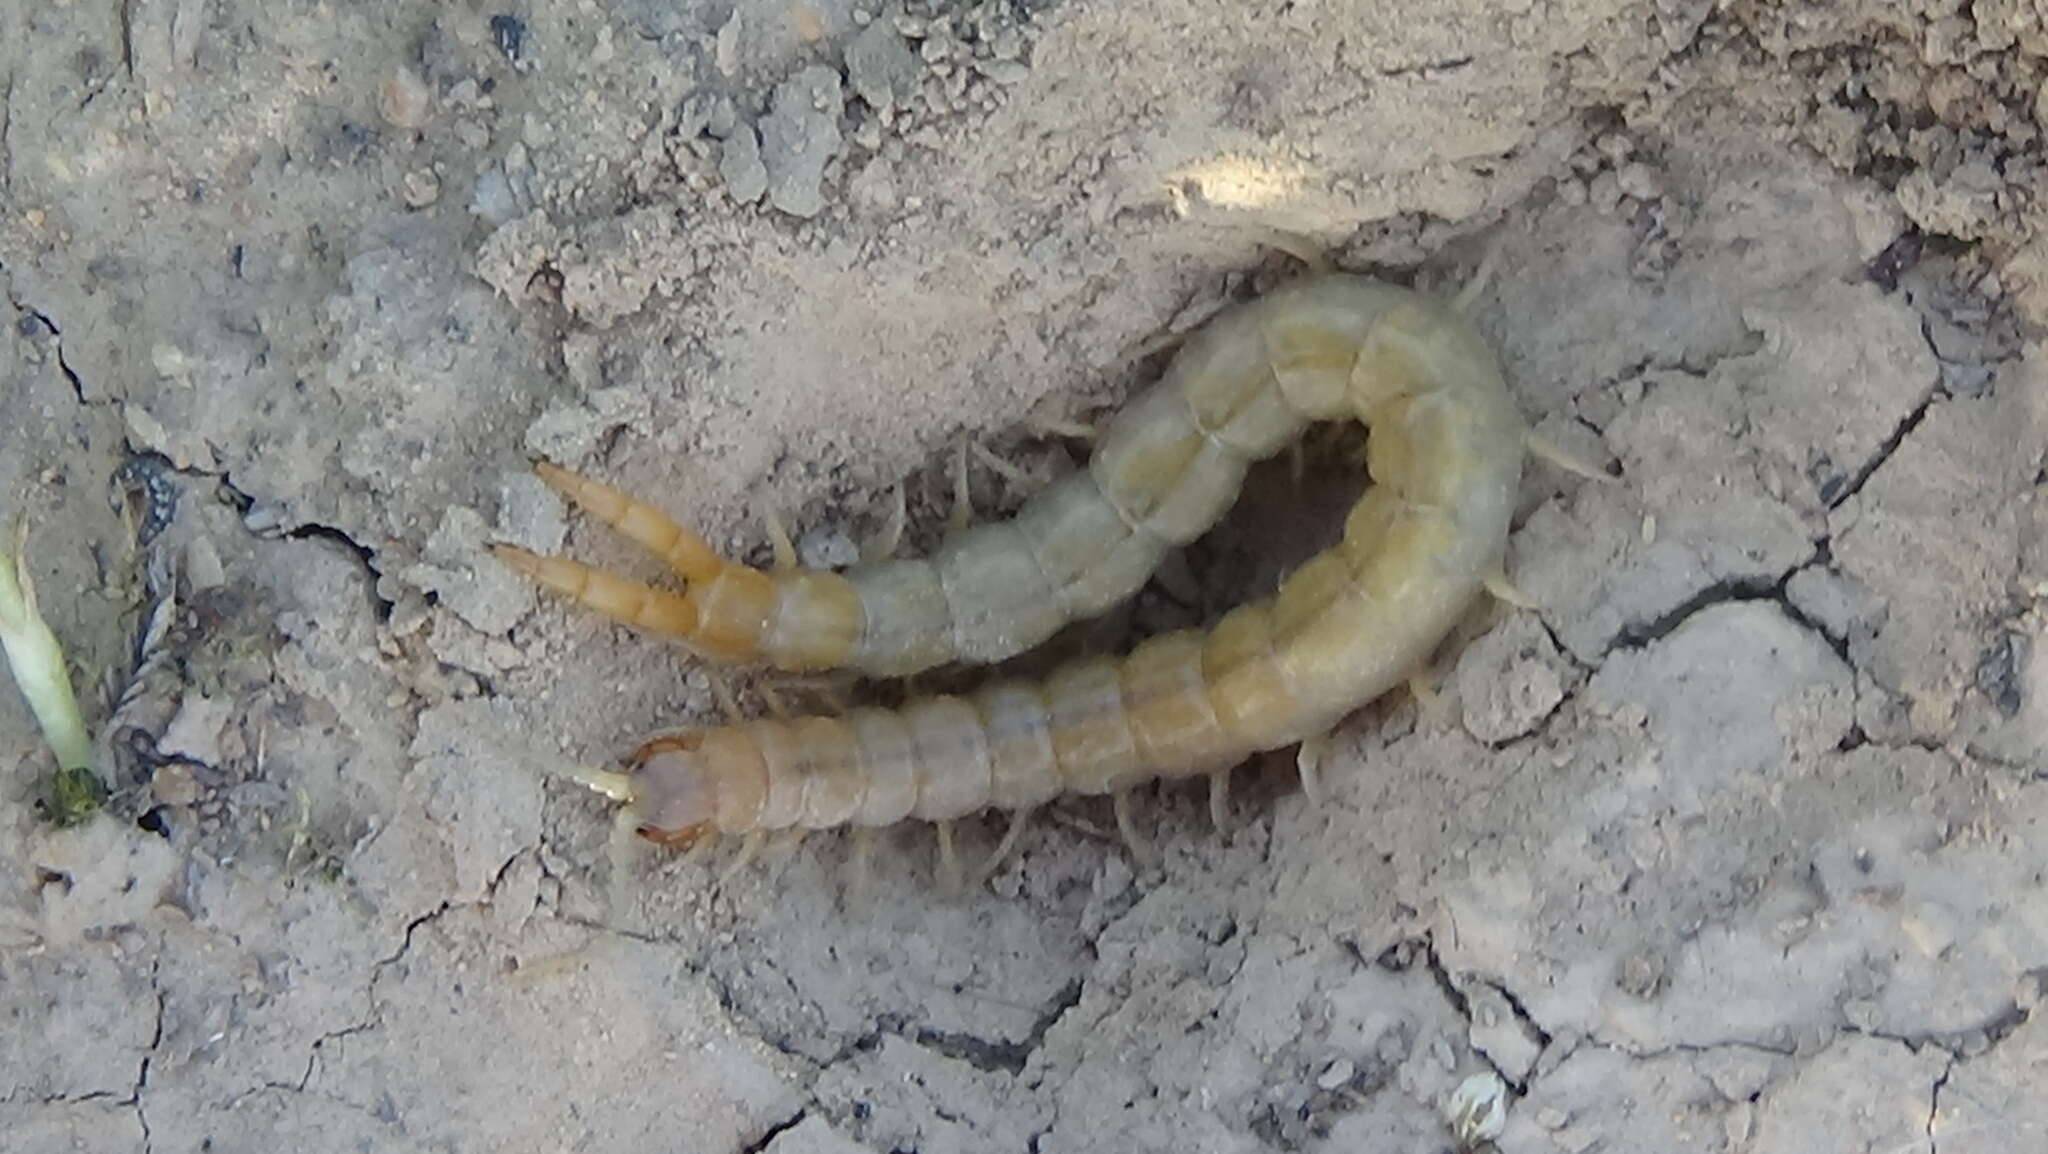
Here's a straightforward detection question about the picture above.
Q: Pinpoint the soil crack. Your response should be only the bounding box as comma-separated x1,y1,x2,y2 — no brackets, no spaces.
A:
738,1107,807,1154
4,295,89,403
910,977,1084,1074
1927,1054,1953,1154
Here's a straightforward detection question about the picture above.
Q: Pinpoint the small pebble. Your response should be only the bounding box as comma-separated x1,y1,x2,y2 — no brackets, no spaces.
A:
379,66,433,130
1316,1058,1355,1090
846,18,922,112
1587,170,1622,215
759,65,844,218
490,13,526,62
402,168,442,207
1616,161,1660,200
721,124,769,204
151,762,201,808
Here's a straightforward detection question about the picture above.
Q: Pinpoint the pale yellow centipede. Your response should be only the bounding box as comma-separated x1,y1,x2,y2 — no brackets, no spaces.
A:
505,268,1590,878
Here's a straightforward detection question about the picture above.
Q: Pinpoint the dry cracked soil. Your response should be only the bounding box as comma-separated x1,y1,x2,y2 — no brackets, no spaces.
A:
4,0,2048,1151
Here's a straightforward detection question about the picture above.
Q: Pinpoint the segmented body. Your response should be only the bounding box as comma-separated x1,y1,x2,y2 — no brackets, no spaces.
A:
607,274,1529,845
496,275,1481,677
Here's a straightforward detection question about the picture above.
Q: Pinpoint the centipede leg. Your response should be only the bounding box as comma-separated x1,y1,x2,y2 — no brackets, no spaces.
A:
971,441,1032,486
860,486,907,563
1207,768,1233,833
1452,232,1504,315
1028,416,1097,441
1484,571,1538,609
1122,328,1188,369
758,680,793,719
935,820,963,893
490,545,701,641
949,441,974,533
1407,671,1444,718
770,828,806,860
706,669,746,723
1255,228,1333,273
847,827,878,904
1296,735,1329,807
970,808,1033,888
1112,788,1155,866
763,506,798,571
528,460,722,582
604,807,642,927
719,831,765,884
677,831,716,872
1525,429,1617,484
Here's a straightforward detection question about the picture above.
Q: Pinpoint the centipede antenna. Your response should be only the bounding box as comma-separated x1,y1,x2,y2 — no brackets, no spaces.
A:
1484,571,1538,610
569,766,638,803
970,808,1033,888
1525,430,1618,484
521,745,636,804
1207,768,1233,833
1112,789,1155,866
1452,233,1504,315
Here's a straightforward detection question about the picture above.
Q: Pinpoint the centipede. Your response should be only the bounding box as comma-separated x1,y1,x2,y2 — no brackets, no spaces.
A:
497,261,1603,884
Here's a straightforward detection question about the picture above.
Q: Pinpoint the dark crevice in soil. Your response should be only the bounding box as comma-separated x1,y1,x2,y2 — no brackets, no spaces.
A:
285,523,396,621
1379,55,1473,78
8,299,89,403
1865,229,1924,292
1605,575,1784,654
912,977,1084,1074
1772,567,1854,668
1927,1056,1951,1154
1414,937,1471,1018
376,902,451,971
738,1108,807,1154
1820,380,1941,513
208,472,395,621
1487,977,1554,1052
0,75,13,192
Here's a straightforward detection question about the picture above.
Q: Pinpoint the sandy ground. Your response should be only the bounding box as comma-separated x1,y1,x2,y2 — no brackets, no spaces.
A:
4,0,2048,1151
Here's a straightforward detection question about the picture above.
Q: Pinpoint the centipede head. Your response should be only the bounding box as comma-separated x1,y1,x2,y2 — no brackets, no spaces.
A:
623,733,718,846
